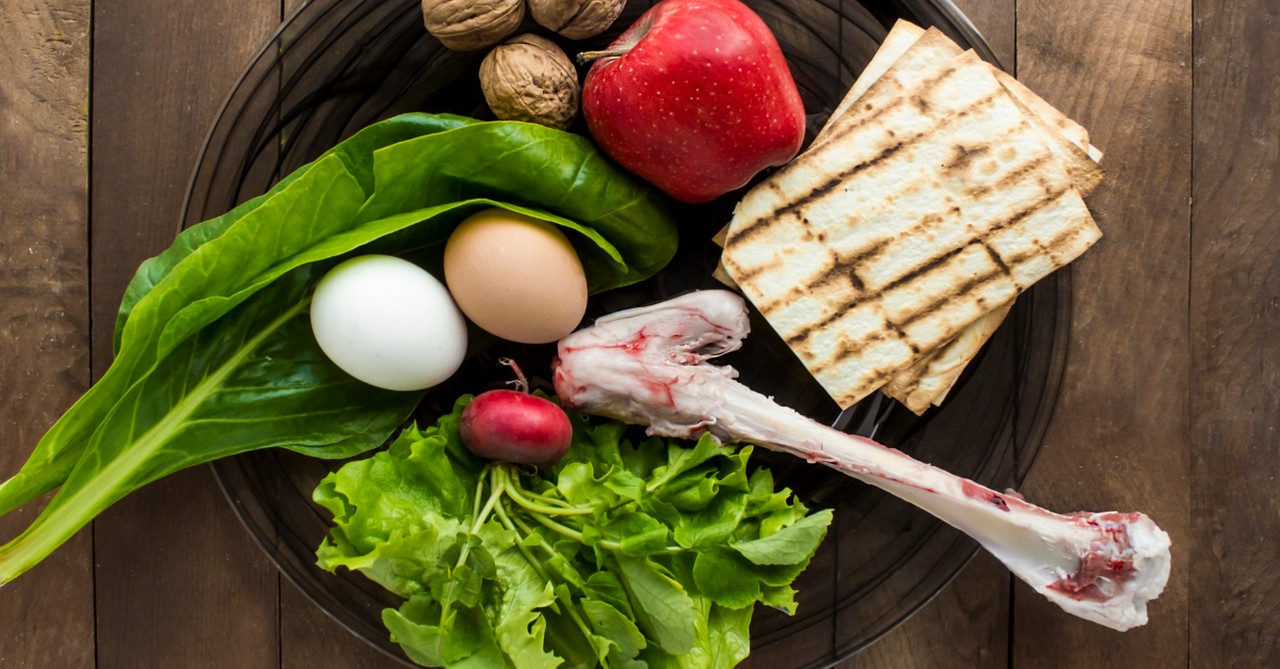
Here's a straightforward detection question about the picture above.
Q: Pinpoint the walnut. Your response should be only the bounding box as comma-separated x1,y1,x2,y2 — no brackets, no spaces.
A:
479,34,581,130
422,0,525,51
528,0,628,40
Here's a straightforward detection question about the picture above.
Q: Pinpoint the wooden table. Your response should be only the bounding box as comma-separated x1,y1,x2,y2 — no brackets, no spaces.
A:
1,0,1273,666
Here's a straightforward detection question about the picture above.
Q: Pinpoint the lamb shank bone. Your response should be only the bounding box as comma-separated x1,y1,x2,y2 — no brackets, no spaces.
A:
551,289,1171,632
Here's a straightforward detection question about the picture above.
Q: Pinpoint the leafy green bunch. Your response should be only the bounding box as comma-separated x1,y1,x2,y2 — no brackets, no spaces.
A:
0,114,676,584
315,397,832,669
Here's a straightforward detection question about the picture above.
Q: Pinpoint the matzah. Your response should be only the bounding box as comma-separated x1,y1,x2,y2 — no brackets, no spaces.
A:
722,48,1102,409
822,21,1101,160
881,299,1013,413
818,26,1103,196
839,24,1099,411
822,21,1102,412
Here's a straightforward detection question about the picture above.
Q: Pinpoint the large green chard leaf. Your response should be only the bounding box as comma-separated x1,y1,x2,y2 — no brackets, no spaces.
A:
0,155,367,517
0,114,677,583
360,122,678,285
113,113,480,352
314,401,831,668
0,269,419,581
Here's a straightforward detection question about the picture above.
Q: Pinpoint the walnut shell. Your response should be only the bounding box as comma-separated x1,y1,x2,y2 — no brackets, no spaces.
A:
479,34,581,130
528,0,628,40
422,0,524,51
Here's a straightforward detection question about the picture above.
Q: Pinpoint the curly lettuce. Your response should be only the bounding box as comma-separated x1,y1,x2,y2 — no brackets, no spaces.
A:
315,396,832,668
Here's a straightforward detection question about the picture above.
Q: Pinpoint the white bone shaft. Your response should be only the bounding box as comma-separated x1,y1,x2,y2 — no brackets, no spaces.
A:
552,290,1170,631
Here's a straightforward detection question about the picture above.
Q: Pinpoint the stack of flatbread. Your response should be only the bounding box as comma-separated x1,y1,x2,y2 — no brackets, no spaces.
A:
716,20,1103,414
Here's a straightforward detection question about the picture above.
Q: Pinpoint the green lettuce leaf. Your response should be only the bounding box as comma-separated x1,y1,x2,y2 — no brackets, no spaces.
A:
314,398,831,668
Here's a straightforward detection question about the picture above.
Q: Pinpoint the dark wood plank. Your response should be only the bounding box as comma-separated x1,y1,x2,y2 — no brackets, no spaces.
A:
0,0,93,665
1011,1,1192,666
1189,0,1280,665
89,0,282,665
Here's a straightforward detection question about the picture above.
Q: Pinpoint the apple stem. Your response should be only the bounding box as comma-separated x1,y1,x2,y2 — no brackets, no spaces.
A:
577,14,652,66
576,46,632,66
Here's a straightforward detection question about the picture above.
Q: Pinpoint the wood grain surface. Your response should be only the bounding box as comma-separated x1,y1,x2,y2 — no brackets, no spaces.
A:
1190,0,1280,664
0,1,92,666
87,0,282,666
0,0,1275,667
1010,1,1193,668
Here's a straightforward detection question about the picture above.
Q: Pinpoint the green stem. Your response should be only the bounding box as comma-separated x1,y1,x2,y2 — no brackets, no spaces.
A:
497,467,683,555
506,505,559,558
474,466,504,534
496,468,599,545
493,496,554,585
521,489,577,509
470,465,491,525
502,470,592,517
436,466,503,642
529,510,590,544
495,491,600,659
554,585,599,656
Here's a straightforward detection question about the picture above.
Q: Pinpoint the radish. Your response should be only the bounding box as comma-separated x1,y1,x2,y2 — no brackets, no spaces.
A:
460,359,573,467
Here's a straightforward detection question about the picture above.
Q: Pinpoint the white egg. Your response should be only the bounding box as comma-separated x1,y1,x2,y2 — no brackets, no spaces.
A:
310,254,468,391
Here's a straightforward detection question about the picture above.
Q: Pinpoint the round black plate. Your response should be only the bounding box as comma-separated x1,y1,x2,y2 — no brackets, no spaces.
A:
185,1,1070,666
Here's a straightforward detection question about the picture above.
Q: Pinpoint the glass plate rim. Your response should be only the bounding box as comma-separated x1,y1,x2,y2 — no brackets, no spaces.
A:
186,1,1073,665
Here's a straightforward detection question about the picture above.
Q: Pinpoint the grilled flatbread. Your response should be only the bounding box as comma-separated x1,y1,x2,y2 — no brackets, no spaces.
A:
814,20,927,143
996,69,1100,160
822,21,1101,161
820,21,1100,412
722,48,1101,409
881,299,1013,413
820,26,1103,197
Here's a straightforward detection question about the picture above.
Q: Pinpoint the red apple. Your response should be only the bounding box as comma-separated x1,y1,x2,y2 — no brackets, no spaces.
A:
579,0,806,204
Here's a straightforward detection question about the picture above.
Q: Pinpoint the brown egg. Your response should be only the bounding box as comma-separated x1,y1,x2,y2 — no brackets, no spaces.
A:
443,207,589,344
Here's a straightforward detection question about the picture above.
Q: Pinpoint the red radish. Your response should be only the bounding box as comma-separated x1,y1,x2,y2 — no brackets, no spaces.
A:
460,360,573,467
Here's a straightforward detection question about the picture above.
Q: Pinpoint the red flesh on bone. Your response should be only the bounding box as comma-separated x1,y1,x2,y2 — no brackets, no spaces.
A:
552,290,1171,631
